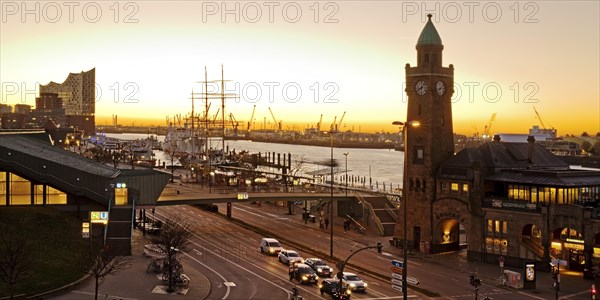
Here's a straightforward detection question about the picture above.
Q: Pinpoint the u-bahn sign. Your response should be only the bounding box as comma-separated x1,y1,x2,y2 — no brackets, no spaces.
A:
90,211,109,224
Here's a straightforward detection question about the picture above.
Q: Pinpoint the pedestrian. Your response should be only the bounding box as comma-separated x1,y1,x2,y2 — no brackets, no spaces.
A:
325,217,329,230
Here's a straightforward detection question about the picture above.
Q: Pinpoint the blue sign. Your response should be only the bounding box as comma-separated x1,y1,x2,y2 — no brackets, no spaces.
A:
391,260,404,269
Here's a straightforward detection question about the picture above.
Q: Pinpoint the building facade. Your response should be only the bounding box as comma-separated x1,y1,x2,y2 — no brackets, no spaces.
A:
396,15,600,273
39,68,95,116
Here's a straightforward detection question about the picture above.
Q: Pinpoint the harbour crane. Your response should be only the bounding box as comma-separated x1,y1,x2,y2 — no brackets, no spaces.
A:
247,105,256,132
482,113,496,139
336,111,346,131
268,107,281,130
533,106,547,129
316,114,323,131
229,113,239,136
330,116,337,131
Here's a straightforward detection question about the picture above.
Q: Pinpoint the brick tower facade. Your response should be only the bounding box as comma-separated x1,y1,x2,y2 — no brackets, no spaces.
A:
400,14,455,251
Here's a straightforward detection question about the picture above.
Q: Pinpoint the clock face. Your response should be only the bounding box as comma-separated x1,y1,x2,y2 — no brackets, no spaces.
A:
436,81,445,95
415,80,427,96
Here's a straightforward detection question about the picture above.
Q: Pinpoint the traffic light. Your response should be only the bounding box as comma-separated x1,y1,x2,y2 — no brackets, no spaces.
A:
377,241,383,254
592,284,597,299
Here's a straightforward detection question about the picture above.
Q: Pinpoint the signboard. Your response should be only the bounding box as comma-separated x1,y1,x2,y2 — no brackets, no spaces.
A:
390,266,404,274
82,222,90,238
90,211,109,224
551,259,568,267
391,273,403,280
237,193,249,200
391,260,405,269
391,278,403,286
391,284,403,292
407,276,420,285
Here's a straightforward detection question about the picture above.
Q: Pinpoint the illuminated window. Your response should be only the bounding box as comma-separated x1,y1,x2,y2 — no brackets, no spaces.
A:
462,184,469,192
487,219,493,233
451,183,459,191
34,185,44,205
502,221,508,234
495,220,501,233
47,186,66,204
9,173,30,205
0,172,6,205
115,188,128,205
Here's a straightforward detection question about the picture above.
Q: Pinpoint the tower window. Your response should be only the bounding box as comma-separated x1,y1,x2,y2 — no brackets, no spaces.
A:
433,54,437,65
425,54,429,64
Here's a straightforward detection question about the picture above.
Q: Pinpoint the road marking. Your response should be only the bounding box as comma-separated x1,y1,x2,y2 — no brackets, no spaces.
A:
557,289,591,299
183,252,231,299
72,290,138,300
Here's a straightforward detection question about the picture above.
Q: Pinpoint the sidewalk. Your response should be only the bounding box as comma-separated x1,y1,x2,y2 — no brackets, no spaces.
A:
51,229,211,300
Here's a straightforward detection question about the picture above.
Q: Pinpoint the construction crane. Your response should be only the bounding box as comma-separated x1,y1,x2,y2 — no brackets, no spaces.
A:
247,105,256,132
268,107,281,130
482,113,497,139
533,106,547,129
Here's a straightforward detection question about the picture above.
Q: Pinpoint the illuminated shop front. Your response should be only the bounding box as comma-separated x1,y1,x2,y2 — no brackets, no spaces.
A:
550,228,586,271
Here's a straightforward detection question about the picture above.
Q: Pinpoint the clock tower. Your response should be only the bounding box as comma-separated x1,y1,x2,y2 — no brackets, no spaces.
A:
401,14,454,251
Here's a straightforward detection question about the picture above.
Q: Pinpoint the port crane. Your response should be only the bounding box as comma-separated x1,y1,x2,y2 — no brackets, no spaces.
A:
533,106,547,129
268,107,282,130
316,114,323,131
482,113,496,139
247,105,256,132
336,111,346,131
229,113,239,136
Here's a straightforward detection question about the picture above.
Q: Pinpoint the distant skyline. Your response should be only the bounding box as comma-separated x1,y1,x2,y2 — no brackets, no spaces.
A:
1,1,598,135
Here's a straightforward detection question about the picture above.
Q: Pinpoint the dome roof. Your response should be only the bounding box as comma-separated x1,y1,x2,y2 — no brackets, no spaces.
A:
417,14,442,46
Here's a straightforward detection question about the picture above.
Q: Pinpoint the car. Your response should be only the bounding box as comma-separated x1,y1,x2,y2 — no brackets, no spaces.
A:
292,263,319,284
304,257,333,277
335,272,367,292
278,249,303,265
319,278,352,299
260,238,283,256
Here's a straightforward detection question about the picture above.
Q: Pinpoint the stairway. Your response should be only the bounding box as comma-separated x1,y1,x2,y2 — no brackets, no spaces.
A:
522,236,544,259
363,196,397,236
106,205,134,255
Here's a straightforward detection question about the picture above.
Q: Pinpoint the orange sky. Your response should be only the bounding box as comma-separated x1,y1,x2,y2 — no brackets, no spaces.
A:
1,1,599,136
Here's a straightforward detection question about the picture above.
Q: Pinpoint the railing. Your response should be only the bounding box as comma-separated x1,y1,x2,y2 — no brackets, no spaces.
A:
345,214,366,234
521,236,544,259
384,203,398,222
356,193,384,236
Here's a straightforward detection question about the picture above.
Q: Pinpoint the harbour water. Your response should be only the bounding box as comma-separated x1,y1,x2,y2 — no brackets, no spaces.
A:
104,133,406,190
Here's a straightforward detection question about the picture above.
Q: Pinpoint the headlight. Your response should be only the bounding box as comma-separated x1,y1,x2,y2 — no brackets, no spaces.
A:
269,248,274,253
318,284,323,288
315,276,319,280
317,268,322,272
350,283,356,287
346,289,352,295
302,275,308,281
364,282,368,287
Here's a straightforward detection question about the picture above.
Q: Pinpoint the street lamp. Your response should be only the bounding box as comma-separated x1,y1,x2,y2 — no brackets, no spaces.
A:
328,130,338,258
343,152,349,197
337,242,383,298
392,120,420,300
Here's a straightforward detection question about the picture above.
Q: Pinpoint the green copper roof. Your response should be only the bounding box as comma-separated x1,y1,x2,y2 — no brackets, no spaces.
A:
417,14,442,46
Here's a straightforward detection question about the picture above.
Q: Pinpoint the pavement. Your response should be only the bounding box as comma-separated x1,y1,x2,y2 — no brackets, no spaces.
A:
50,176,596,300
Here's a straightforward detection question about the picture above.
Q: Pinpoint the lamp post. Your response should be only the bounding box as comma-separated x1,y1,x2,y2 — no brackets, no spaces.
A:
392,120,419,300
337,242,383,298
329,130,337,258
343,152,349,197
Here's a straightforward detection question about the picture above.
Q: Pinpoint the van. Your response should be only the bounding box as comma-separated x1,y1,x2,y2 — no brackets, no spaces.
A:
260,238,283,255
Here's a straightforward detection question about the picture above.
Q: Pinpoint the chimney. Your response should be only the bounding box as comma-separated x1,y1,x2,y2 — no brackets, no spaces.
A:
527,135,535,164
493,135,501,142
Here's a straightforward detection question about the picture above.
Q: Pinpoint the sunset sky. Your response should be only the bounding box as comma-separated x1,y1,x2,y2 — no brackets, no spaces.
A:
1,1,598,136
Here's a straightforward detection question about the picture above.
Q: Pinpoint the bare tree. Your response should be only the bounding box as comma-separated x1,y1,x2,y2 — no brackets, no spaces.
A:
151,216,193,292
87,247,131,300
0,232,34,299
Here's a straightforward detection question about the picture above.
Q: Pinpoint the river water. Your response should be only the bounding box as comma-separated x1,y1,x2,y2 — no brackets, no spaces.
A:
104,133,406,190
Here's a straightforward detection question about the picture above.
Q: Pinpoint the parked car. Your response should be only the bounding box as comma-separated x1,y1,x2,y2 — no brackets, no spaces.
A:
319,278,352,299
292,263,319,284
304,257,333,277
278,249,303,265
260,238,283,256
335,272,367,292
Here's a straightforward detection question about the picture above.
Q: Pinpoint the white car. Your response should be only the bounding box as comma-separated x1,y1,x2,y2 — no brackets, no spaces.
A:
260,238,283,256
336,271,367,292
278,249,303,265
